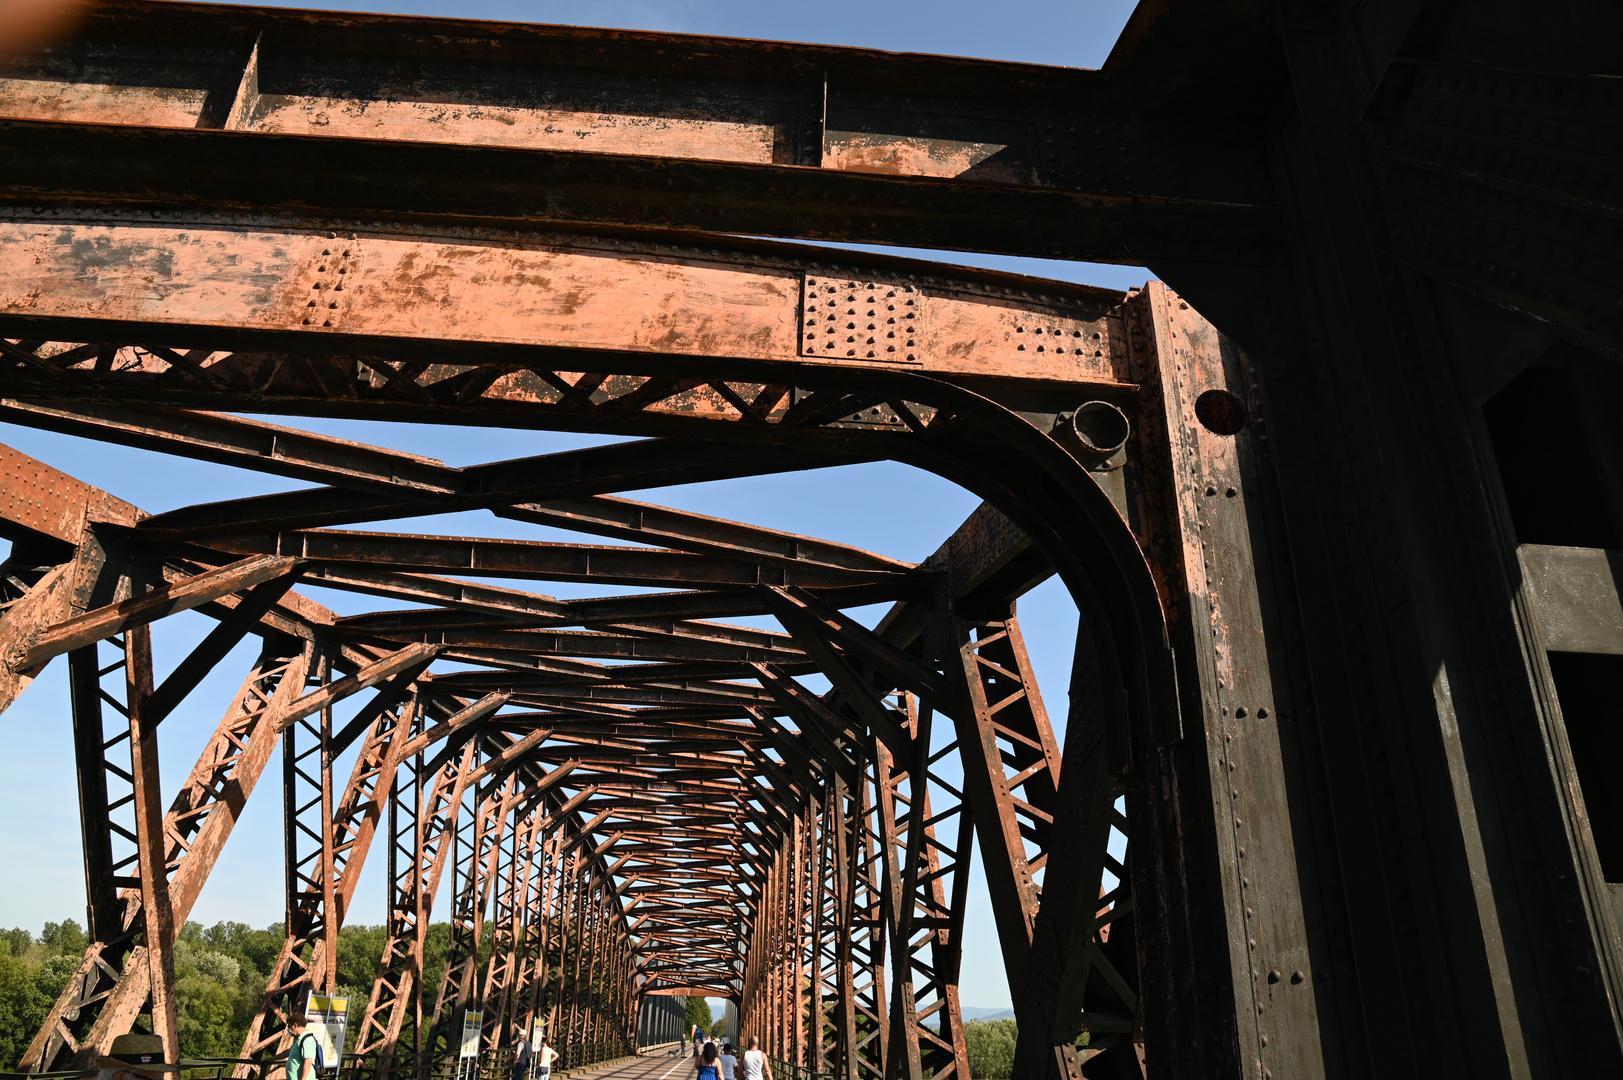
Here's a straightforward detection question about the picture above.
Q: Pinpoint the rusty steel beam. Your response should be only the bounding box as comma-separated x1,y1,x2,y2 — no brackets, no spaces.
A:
193,528,915,593
272,643,440,735
0,445,141,714
0,400,464,495
498,496,911,576
0,220,1131,401
140,570,304,726
136,437,866,538
0,0,1271,262
9,555,300,672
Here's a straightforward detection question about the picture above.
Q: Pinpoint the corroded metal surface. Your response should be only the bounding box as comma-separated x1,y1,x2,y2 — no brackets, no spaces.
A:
0,1,1617,1078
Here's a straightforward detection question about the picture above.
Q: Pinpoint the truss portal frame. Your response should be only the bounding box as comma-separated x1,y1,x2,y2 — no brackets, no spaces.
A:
0,0,1612,1077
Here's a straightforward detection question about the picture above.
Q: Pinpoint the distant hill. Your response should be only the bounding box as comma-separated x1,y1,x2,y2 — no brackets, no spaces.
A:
960,1006,1017,1022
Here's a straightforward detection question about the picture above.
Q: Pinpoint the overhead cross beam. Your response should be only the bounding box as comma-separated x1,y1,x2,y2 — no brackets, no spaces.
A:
0,0,1270,264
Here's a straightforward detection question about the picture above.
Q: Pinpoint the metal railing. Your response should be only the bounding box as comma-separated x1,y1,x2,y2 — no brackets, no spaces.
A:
767,1057,837,1080
1,1062,267,1080
18,1040,637,1080
0,1037,637,1080
554,1041,632,1071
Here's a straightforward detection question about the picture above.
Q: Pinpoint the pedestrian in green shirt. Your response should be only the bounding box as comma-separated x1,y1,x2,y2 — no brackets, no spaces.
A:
286,1014,319,1080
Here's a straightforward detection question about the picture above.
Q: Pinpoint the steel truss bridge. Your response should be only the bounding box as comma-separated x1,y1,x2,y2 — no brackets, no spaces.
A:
0,0,1615,1077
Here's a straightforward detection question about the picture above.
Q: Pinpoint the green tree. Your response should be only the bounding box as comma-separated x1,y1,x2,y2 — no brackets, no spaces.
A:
963,1019,1017,1080
195,921,285,979
35,956,77,1002
420,921,452,1015
684,997,712,1036
176,971,243,1059
0,918,439,1067
337,925,389,991
0,951,47,1069
709,1019,725,1038
39,921,86,959
0,929,33,959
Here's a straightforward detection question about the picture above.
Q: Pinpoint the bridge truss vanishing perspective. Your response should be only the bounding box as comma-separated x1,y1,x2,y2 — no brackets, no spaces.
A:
0,1,1616,1078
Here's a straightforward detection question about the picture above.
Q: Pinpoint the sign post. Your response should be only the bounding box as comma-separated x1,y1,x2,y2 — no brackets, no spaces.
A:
304,994,350,1078
456,1010,484,1080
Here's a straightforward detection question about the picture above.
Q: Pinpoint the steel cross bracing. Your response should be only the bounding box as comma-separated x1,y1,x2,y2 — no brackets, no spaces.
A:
0,247,1237,1080
0,1,1616,1078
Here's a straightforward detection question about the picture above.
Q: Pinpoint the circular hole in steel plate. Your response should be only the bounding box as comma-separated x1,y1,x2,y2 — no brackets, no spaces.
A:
1195,388,1248,435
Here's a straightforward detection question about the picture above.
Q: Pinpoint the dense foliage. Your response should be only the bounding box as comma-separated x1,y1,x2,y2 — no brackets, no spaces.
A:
0,919,456,1069
963,1018,1017,1080
683,996,712,1038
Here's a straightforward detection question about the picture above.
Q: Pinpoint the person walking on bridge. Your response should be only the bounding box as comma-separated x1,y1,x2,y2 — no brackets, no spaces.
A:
740,1036,772,1080
285,1014,320,1080
511,1031,531,1080
694,1043,725,1080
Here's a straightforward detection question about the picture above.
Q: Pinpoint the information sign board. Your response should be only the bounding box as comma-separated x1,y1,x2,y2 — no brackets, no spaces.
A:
304,993,350,1075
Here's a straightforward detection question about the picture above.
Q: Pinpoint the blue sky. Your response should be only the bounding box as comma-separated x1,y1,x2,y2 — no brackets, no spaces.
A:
0,0,1147,1016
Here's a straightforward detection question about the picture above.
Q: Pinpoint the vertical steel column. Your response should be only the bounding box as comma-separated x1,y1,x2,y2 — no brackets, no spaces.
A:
507,824,550,1046
540,834,573,1041
850,764,888,1080
1106,281,1322,1079
431,778,515,1052
282,650,332,996
68,645,119,948
808,795,829,1074
353,695,429,1059
793,814,811,1068
483,801,541,1048
27,637,137,1072
874,734,921,1080
772,850,787,1057
32,628,311,1074
812,777,853,1076
479,800,521,1047
243,676,416,1064
739,888,762,1049
564,855,588,1053
542,848,577,1043
124,620,177,1063
878,694,972,1080
583,888,603,1051
27,630,148,1072
358,723,476,1059
763,857,777,1056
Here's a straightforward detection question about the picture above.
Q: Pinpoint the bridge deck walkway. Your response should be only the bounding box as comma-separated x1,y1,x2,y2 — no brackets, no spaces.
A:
571,1052,713,1080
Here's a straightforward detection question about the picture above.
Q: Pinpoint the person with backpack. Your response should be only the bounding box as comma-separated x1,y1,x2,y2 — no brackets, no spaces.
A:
285,1014,323,1080
511,1033,532,1080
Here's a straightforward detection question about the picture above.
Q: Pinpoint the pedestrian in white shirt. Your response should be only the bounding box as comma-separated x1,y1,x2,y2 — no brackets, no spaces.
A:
741,1036,772,1080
